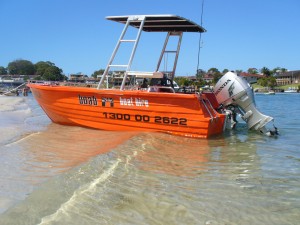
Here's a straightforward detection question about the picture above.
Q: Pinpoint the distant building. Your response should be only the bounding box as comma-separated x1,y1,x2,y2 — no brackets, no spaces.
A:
202,74,214,83
238,72,264,84
96,71,130,87
274,70,300,86
186,76,197,82
69,73,88,82
0,74,38,84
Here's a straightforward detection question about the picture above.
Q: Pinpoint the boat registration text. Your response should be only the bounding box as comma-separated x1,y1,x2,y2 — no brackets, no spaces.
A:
103,112,187,126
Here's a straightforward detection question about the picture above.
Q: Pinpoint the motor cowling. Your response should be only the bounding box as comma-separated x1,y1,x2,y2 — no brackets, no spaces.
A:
213,72,278,136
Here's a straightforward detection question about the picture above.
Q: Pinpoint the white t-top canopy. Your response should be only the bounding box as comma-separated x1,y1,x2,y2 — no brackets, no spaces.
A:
106,15,206,33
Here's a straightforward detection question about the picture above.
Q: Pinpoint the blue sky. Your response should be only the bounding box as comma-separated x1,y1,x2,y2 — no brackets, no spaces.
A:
0,0,299,76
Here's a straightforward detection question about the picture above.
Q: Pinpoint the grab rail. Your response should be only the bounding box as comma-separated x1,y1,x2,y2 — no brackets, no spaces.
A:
200,97,218,120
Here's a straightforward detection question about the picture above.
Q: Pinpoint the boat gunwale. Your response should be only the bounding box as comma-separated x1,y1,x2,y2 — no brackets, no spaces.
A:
27,83,203,99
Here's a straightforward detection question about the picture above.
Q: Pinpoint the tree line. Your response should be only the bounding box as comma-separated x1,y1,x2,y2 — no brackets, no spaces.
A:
0,59,102,81
0,59,289,88
0,59,66,81
174,66,288,88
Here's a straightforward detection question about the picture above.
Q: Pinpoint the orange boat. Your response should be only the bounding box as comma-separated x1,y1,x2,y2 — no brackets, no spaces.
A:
28,15,278,138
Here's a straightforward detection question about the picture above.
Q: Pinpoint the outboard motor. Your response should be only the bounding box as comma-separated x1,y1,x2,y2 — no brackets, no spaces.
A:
214,72,278,136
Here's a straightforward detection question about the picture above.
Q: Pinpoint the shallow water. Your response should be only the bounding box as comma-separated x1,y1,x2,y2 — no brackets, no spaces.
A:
0,93,299,224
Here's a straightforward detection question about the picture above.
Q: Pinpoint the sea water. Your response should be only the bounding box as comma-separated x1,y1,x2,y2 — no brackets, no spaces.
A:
0,93,299,225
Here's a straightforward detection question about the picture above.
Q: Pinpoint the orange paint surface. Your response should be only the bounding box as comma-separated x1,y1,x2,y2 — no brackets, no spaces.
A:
28,83,226,138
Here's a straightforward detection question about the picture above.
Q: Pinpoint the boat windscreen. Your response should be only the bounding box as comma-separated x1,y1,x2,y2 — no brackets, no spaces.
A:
106,15,206,33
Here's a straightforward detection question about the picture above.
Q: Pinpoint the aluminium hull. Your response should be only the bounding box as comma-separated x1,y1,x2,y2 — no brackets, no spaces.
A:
28,84,226,138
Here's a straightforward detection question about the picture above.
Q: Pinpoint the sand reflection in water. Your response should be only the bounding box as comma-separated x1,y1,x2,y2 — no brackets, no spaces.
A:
18,124,138,174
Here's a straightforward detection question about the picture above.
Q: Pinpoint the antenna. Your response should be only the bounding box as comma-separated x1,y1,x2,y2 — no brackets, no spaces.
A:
196,0,205,74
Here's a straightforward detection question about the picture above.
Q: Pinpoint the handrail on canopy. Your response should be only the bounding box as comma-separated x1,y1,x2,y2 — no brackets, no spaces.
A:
97,15,206,90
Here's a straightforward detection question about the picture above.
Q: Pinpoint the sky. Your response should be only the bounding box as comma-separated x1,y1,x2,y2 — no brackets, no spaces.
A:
0,0,299,76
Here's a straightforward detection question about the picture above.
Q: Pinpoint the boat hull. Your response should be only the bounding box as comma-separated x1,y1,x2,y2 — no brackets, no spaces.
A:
28,84,226,138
